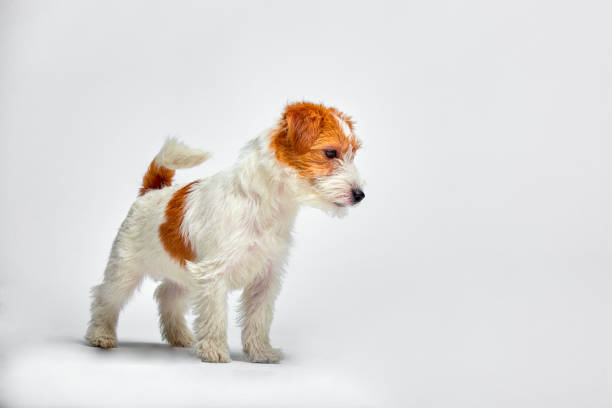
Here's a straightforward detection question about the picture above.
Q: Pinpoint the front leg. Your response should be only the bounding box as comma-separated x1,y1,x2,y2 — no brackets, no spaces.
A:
239,266,283,363
191,265,231,363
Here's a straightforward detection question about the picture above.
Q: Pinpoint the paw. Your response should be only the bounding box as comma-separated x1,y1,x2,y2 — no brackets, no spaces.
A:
244,345,283,363
163,327,194,348
86,325,117,349
194,339,231,363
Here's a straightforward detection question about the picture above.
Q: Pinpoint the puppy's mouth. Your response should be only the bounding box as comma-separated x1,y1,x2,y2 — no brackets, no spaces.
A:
333,197,353,207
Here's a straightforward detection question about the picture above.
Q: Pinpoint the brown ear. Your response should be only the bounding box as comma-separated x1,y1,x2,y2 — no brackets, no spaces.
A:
285,104,322,154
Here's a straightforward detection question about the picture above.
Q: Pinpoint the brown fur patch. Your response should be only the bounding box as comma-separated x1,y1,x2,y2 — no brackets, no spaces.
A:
139,160,176,196
269,102,361,179
159,182,197,266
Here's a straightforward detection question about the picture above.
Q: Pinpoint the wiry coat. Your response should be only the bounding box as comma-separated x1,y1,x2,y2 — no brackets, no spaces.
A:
86,102,364,363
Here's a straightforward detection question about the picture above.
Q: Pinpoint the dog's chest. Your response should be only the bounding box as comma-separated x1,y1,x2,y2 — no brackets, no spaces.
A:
226,206,294,289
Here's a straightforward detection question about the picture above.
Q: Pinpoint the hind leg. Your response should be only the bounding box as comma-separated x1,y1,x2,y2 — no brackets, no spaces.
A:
86,258,144,349
155,280,193,347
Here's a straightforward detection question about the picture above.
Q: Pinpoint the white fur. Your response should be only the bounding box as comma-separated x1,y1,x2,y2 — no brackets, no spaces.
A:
86,128,363,363
334,114,352,138
156,137,211,169
313,145,363,209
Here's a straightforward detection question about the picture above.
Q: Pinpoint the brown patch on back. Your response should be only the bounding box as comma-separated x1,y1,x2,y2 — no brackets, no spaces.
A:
269,102,361,179
159,181,197,266
139,160,175,196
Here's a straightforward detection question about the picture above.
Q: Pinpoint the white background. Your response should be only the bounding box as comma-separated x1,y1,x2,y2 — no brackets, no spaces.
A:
1,1,611,407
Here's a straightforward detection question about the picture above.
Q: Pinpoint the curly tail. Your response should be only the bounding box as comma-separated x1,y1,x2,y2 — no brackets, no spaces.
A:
139,138,210,196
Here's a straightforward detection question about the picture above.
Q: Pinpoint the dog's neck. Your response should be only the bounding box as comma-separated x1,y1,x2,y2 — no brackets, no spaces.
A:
229,129,302,223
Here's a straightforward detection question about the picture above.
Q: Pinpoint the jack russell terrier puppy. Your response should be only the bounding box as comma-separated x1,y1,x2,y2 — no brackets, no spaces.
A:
86,101,365,363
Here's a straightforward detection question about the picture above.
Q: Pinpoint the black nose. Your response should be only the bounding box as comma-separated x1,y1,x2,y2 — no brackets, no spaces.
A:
351,188,365,204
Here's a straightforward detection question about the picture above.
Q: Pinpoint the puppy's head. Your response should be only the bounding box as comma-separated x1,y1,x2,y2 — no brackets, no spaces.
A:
270,102,365,214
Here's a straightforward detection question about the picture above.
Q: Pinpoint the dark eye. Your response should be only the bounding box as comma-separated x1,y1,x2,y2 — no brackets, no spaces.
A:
324,149,337,159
